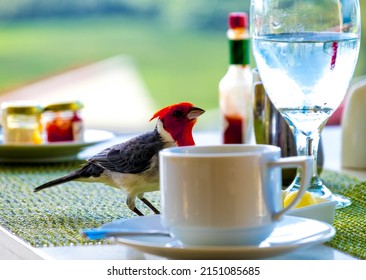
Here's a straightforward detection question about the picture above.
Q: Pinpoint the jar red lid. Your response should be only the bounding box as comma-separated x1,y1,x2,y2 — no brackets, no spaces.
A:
228,12,248,29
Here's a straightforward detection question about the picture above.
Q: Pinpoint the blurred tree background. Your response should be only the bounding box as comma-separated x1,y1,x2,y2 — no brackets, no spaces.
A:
0,0,365,110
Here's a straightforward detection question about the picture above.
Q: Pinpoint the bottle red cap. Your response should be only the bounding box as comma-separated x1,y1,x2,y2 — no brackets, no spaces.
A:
228,12,248,29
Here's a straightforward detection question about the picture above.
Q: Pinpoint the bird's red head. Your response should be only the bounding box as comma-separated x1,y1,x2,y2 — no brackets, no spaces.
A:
150,102,205,146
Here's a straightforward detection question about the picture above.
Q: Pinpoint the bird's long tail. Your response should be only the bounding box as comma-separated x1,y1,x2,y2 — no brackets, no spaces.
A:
34,172,83,192
34,163,104,192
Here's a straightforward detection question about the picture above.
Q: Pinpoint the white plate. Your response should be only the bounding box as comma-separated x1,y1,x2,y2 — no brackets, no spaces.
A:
101,215,335,260
287,197,337,224
282,191,337,224
0,129,114,162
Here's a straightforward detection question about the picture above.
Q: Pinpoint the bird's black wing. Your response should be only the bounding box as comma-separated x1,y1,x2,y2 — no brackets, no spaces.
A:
87,130,166,174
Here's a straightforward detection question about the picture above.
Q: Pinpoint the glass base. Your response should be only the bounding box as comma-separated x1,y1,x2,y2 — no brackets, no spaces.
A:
329,193,352,209
286,175,351,209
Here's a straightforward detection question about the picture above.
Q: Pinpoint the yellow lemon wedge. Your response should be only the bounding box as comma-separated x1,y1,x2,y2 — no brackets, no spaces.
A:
283,190,317,209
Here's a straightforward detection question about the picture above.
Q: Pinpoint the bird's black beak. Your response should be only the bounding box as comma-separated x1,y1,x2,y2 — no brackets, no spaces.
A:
187,107,205,120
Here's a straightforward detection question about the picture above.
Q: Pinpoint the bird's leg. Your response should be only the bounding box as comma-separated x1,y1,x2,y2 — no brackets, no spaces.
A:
139,197,160,215
127,196,144,216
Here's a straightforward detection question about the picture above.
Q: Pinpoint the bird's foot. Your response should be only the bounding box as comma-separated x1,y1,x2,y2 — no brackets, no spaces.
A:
133,207,144,216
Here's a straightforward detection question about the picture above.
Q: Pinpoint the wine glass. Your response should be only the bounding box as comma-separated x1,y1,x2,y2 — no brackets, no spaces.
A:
250,0,360,208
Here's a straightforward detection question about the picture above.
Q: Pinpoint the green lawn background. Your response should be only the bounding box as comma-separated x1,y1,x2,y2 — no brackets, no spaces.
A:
1,13,365,111
0,16,230,110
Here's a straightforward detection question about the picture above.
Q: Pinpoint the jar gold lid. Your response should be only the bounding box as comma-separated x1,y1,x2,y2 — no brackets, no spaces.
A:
43,101,84,112
1,101,43,115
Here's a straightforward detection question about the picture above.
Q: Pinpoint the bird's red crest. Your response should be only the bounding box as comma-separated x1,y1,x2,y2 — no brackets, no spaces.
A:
150,102,194,121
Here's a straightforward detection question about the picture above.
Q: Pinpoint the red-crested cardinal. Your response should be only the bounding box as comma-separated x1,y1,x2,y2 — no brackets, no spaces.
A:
34,102,205,216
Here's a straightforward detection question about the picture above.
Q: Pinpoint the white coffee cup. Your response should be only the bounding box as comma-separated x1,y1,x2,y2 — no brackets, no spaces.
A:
159,144,312,246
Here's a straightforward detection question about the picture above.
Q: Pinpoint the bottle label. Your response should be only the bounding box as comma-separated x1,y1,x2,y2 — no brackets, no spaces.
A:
229,39,250,65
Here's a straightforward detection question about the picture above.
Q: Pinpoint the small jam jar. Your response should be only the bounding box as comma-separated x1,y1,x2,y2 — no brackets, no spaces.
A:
1,101,43,144
43,101,84,142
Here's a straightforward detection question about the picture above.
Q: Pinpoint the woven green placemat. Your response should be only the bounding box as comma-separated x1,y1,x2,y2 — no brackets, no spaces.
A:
321,171,366,260
0,163,365,259
0,162,158,247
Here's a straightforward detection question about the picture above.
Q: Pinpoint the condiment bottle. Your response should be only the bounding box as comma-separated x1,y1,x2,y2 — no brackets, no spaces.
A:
1,101,43,144
43,101,84,142
219,12,253,144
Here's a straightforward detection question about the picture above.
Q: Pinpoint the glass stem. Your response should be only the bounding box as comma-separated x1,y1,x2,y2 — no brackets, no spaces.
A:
295,130,319,177
292,128,325,192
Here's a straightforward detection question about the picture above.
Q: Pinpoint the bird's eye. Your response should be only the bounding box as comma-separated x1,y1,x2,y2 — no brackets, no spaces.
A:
172,110,184,118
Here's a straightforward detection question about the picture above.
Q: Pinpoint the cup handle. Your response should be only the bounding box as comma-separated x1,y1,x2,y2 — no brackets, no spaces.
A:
268,156,313,221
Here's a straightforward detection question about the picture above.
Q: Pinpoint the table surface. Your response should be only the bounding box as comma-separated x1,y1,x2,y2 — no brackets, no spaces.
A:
0,126,362,260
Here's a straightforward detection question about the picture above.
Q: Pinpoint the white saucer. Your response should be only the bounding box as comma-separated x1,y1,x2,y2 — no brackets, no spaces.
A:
101,215,335,260
0,129,114,162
